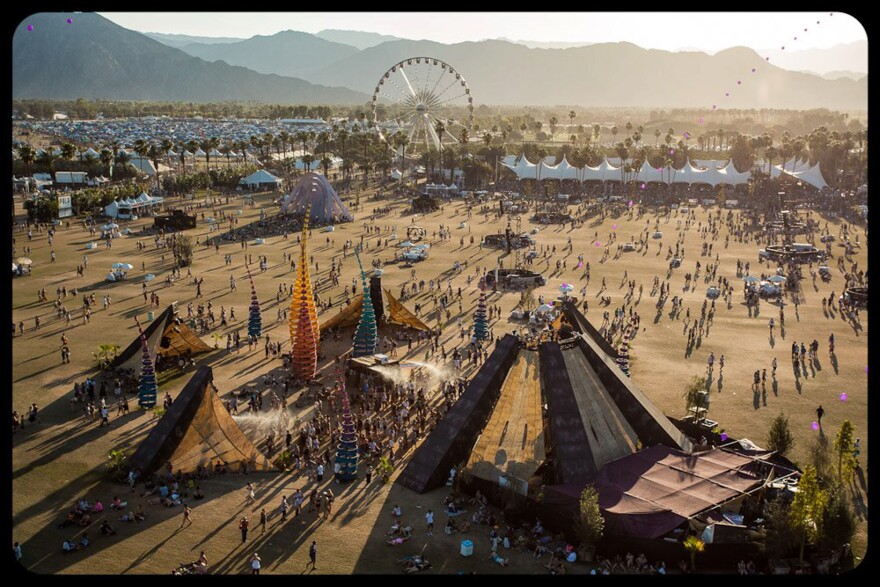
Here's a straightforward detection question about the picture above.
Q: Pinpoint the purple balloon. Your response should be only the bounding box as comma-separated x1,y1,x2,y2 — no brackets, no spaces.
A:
595,242,602,247
839,392,848,402
720,433,728,442
640,183,646,190
612,224,617,230
737,81,741,85
628,200,634,207
669,149,675,156
27,24,33,31
752,68,756,73
712,104,717,109
67,18,73,24
811,421,820,431
725,92,730,97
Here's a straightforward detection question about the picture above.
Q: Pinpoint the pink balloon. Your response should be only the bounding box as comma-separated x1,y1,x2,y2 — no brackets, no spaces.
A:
640,183,646,190
752,68,756,73
595,242,602,247
737,81,741,85
612,224,617,230
628,200,634,207
811,422,820,431
725,92,730,97
712,104,717,109
839,392,848,402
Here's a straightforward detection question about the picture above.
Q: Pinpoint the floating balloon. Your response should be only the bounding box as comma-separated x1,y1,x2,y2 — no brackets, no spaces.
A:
595,242,602,247
811,421,820,431
67,18,73,24
839,392,848,402
640,183,646,190
683,132,690,139
669,149,675,156
725,92,730,97
720,433,728,442
612,224,617,230
737,81,741,85
712,104,717,109
698,117,704,124
628,200,634,207
27,24,33,31
752,68,756,73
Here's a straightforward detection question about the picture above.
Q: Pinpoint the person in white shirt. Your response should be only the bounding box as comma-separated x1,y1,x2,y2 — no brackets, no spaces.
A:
425,509,434,536
250,552,261,575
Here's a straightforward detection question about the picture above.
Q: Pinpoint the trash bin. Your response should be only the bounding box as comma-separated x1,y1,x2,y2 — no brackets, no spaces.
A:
460,540,474,557
147,311,154,321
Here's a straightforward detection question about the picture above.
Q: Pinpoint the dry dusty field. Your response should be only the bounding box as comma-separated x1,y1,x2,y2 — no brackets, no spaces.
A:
11,183,868,573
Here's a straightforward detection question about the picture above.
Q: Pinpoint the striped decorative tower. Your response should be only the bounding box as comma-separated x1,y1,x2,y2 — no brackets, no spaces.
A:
334,369,358,482
246,268,262,339
352,247,377,357
473,282,489,341
135,317,158,408
289,202,320,380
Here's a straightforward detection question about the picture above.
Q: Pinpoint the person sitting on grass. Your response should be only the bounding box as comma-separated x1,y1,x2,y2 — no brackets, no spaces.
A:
99,520,117,536
92,500,104,513
193,486,205,500
545,553,567,575
110,497,127,511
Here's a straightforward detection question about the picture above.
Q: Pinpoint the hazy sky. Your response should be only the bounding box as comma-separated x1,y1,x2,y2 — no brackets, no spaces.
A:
99,12,866,52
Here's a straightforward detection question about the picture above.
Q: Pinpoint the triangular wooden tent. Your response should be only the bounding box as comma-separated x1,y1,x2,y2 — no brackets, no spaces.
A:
319,294,363,332
109,305,212,372
129,366,274,476
384,289,430,331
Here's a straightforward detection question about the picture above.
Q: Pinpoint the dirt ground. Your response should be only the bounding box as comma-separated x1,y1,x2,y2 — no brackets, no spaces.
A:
11,183,868,573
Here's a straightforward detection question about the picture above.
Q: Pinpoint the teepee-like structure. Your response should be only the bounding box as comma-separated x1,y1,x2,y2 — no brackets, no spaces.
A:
334,369,359,482
352,247,377,357
473,282,489,341
135,317,158,408
246,268,262,339
289,203,320,380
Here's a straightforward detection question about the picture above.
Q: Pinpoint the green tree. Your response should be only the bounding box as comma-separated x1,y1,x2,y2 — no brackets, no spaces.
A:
568,110,577,135
818,483,856,552
107,448,128,480
548,116,559,140
59,142,76,170
682,375,707,417
574,486,604,546
767,412,795,456
763,496,799,557
93,343,121,369
790,465,828,562
682,536,704,572
175,235,194,268
833,420,857,483
808,432,833,479
17,144,36,177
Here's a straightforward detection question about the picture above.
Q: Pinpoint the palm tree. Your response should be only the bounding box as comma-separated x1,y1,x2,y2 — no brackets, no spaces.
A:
615,143,629,184
17,144,35,177
520,122,528,137
147,144,162,188
114,150,131,175
133,139,149,163
295,131,310,159
160,138,175,167
568,110,576,135
36,149,57,174
60,142,76,171
301,153,315,172
654,128,661,146
336,129,349,180
93,343,121,370
625,121,633,136
610,126,619,144
549,116,559,140
718,128,726,152
278,131,291,161
593,124,601,145
434,120,446,182
99,148,113,178
459,128,470,158
483,132,493,148
220,144,232,168
320,155,333,177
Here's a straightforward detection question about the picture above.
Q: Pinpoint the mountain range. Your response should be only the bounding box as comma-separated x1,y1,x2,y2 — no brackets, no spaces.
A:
13,13,867,110
13,13,368,104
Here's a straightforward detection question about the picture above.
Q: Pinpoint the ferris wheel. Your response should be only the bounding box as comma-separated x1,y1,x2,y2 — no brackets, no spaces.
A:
370,57,474,151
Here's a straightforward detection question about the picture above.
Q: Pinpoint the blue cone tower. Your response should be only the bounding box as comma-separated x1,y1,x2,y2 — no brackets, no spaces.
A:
352,247,377,357
473,282,489,341
135,318,158,408
246,268,262,339
334,370,359,482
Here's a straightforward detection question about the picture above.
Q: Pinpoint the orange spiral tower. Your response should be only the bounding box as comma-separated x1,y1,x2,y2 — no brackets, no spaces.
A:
289,202,319,380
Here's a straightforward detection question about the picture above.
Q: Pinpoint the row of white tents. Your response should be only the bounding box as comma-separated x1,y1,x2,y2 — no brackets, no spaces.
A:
104,192,164,219
502,154,828,190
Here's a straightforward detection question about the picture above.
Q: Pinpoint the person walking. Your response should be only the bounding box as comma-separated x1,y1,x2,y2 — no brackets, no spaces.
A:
259,508,267,534
250,552,262,575
816,405,825,426
425,509,434,536
13,542,22,563
239,516,250,542
245,482,256,505
771,357,777,378
181,504,193,528
365,466,372,485
308,540,317,570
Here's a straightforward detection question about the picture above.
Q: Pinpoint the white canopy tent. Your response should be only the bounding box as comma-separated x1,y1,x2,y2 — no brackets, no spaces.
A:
239,169,283,189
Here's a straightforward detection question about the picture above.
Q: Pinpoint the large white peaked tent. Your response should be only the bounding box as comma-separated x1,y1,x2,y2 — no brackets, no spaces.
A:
279,172,353,224
239,169,283,189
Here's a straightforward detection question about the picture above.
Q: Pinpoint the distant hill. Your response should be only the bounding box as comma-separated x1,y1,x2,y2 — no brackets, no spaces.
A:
759,41,867,76
177,30,359,79
143,32,245,48
809,70,866,82
498,38,593,50
13,13,369,104
315,29,402,50
305,39,867,110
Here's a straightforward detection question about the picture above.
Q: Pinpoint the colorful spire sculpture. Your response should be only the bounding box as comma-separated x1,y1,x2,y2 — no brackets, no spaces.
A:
473,282,489,341
135,317,158,408
246,268,262,339
334,368,359,482
289,202,319,380
352,247,377,357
